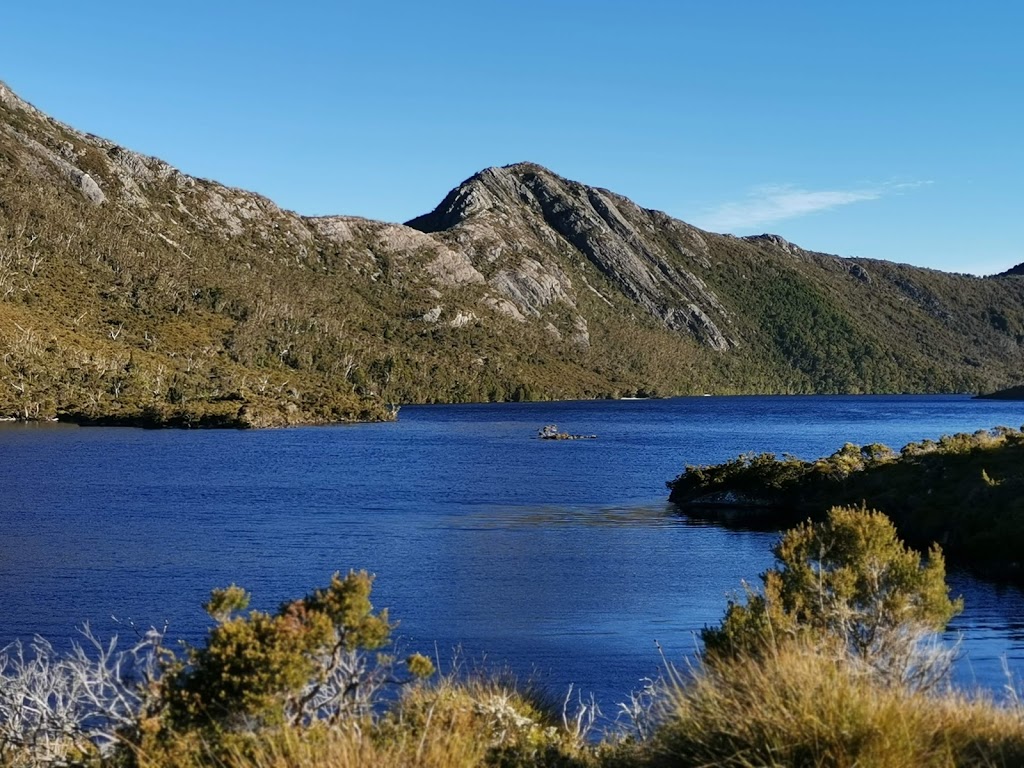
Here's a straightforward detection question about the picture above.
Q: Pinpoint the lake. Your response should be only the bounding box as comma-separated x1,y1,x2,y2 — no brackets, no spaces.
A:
1,394,1023,716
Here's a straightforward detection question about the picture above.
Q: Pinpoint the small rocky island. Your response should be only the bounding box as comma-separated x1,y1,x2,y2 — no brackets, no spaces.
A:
537,425,597,440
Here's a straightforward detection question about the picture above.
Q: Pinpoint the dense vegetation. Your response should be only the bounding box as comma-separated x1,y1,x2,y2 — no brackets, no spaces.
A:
4,509,1024,767
4,82,1024,426
668,425,1024,581
977,385,1024,400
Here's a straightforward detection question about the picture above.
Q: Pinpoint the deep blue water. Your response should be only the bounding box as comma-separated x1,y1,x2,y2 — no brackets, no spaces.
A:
1,394,1024,714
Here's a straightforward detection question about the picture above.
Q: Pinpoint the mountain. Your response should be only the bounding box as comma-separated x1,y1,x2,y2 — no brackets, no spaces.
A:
2,81,1024,426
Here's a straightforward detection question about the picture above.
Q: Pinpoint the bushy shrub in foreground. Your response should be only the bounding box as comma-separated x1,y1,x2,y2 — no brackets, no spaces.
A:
159,570,434,732
702,505,962,689
631,507,1021,768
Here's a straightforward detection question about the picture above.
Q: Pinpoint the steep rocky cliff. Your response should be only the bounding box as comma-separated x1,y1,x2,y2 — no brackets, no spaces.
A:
408,163,734,351
2,82,1023,425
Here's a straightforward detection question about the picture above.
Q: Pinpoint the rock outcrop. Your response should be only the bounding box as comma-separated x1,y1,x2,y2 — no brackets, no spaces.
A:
408,163,736,351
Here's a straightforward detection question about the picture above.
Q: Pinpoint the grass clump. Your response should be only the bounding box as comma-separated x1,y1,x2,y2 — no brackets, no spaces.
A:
646,643,1024,768
622,507,1024,767
126,672,597,768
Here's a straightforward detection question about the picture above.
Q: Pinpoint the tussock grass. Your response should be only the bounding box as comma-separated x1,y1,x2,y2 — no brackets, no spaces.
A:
8,647,1024,768
124,673,596,768
646,644,1024,768
174,723,483,768
384,672,594,766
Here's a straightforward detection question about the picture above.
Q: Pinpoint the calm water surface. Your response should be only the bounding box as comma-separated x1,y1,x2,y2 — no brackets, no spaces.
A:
1,395,1023,712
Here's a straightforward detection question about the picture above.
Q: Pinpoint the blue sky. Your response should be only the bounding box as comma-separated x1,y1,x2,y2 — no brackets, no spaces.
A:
3,1,1022,274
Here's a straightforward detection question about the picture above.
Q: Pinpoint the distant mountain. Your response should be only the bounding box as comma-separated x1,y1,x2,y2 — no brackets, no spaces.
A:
2,81,1024,425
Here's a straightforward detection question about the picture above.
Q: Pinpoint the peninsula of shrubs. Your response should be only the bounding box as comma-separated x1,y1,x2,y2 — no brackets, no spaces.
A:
668,425,1024,582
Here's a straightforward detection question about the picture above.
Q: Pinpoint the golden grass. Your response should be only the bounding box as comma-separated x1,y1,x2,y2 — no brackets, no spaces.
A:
647,643,1024,768
207,725,483,768
7,654,1024,768
124,675,595,768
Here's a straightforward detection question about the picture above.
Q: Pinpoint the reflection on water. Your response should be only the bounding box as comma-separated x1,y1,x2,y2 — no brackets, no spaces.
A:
947,572,1024,695
453,503,684,529
1,394,1024,713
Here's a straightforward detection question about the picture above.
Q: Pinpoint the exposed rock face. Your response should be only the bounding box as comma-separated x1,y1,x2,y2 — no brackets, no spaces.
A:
480,295,526,322
569,315,590,350
425,249,486,286
408,163,735,351
849,263,871,283
490,257,574,317
668,304,729,352
309,216,485,285
448,310,476,328
1,121,106,205
744,233,805,257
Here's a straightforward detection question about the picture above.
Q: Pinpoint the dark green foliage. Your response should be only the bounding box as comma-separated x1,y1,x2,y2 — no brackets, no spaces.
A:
669,426,1024,581
669,451,811,502
978,384,1024,400
160,571,432,733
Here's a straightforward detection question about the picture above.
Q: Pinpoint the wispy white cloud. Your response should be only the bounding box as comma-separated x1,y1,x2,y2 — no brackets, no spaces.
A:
694,180,932,232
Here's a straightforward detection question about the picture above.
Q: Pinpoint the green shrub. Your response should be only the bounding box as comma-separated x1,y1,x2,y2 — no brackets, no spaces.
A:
702,506,962,688
159,571,433,735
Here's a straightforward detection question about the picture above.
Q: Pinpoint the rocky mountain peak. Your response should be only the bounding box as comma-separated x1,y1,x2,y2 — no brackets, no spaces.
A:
405,162,551,232
405,161,734,351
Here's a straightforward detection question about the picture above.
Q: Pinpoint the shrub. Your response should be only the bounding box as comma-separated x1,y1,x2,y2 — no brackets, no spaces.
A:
160,571,434,734
384,673,596,768
702,506,962,688
0,625,166,764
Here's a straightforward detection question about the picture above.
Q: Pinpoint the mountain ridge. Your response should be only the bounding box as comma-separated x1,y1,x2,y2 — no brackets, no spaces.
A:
2,81,1024,426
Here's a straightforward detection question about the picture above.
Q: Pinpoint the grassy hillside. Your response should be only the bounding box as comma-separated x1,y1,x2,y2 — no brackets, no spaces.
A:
4,83,1024,425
